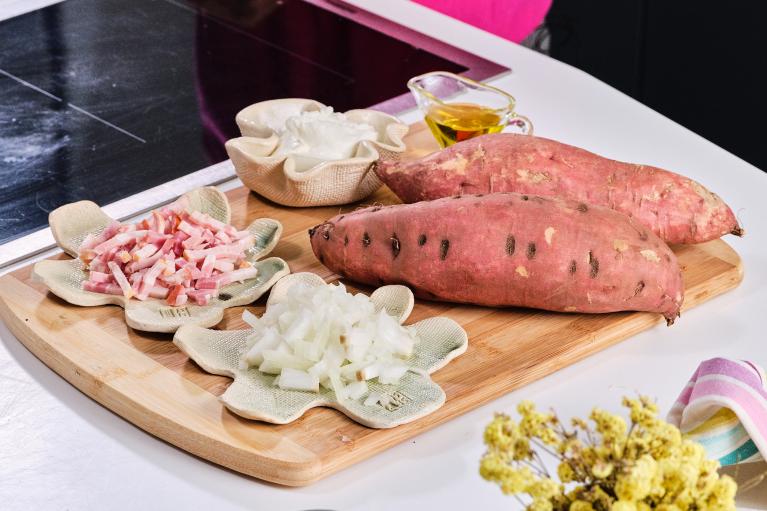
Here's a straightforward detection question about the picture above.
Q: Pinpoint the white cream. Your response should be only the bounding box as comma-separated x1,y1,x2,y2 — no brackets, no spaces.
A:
272,107,378,166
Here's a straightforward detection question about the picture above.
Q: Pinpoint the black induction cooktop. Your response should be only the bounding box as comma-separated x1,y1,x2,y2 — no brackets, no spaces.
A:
0,0,504,247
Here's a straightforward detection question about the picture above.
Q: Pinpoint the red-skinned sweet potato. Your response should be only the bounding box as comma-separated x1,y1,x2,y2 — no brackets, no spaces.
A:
310,193,684,323
375,133,742,244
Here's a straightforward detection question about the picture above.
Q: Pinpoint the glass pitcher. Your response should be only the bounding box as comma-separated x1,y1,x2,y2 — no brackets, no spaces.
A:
407,71,533,148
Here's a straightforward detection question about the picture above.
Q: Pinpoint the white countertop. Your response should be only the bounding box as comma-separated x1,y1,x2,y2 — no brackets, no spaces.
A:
2,0,766,509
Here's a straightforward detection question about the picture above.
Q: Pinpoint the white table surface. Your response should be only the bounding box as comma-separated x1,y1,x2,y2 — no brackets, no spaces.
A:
2,0,766,509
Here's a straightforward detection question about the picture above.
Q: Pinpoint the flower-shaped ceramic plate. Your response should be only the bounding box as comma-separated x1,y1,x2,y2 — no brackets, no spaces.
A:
32,187,291,333
173,272,468,428
225,98,409,207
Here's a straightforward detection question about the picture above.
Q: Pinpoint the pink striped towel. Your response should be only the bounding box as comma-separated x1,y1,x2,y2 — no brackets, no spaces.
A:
668,358,767,466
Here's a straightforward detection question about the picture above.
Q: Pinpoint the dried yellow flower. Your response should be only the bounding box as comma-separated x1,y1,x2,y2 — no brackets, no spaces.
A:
558,461,576,483
611,501,637,511
592,460,614,479
616,454,657,501
569,501,593,511
479,396,738,510
529,498,554,511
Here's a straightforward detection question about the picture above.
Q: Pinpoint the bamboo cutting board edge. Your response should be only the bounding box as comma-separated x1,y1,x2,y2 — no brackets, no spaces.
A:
0,121,746,486
0,276,326,485
0,231,744,487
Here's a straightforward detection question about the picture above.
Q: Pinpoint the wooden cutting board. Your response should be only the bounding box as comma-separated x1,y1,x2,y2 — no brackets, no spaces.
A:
0,123,744,486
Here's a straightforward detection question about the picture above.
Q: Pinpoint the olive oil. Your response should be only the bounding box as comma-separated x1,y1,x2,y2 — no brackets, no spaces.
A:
424,102,504,148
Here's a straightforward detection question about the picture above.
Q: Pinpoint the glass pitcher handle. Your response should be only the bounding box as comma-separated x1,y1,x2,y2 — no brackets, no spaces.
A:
507,112,534,136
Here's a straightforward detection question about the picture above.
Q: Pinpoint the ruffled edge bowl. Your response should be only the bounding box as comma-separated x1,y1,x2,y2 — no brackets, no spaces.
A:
225,98,409,207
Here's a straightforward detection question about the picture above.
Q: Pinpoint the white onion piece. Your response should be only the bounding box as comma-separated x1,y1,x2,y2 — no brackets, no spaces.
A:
242,309,262,330
277,368,319,392
346,380,368,400
379,364,409,385
242,327,281,367
240,282,419,401
363,392,381,407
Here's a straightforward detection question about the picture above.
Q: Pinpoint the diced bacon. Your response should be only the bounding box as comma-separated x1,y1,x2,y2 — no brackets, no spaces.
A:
195,277,219,290
104,247,120,263
107,261,133,299
211,253,239,262
180,262,200,279
116,250,132,264
81,221,122,251
127,251,161,272
168,292,188,307
152,210,166,234
184,244,243,262
83,281,123,295
88,271,112,283
200,254,216,278
127,240,171,271
147,286,169,299
79,249,97,265
215,231,232,244
215,267,259,287
160,268,187,286
232,229,252,240
166,195,190,215
102,221,122,235
172,230,190,242
79,201,252,306
137,259,166,300
93,231,149,254
89,260,108,273
189,211,238,236
178,220,203,237
187,289,212,306
146,231,168,244
80,233,98,251
169,232,187,256
237,235,255,251
213,260,234,273
159,238,174,252
182,233,202,249
162,258,176,276
133,243,158,262
166,284,186,305
131,273,143,295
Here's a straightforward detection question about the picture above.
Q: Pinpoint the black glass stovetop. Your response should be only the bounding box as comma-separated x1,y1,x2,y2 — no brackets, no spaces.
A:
0,0,479,246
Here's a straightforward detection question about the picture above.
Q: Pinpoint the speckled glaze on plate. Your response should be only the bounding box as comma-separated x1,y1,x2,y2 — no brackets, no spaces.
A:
173,272,468,428
33,187,291,333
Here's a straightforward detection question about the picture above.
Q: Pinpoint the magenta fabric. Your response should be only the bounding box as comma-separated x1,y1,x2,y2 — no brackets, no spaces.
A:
412,0,552,43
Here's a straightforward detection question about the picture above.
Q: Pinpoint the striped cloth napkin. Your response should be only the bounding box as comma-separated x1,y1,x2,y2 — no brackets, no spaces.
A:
668,358,766,466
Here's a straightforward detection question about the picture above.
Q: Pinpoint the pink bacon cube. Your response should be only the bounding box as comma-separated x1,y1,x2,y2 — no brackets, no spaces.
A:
107,261,133,299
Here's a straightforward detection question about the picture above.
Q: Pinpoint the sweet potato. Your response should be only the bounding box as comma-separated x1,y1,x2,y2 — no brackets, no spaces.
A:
375,133,742,244
309,193,684,323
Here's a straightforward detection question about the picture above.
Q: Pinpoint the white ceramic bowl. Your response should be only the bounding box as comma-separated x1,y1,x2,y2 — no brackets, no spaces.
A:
225,99,409,207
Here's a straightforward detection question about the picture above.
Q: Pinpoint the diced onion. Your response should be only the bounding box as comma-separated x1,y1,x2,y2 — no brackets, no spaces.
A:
241,282,419,401
277,368,319,392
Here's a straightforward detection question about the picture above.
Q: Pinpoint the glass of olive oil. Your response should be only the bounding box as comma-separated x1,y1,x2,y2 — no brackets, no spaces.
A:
407,71,533,148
